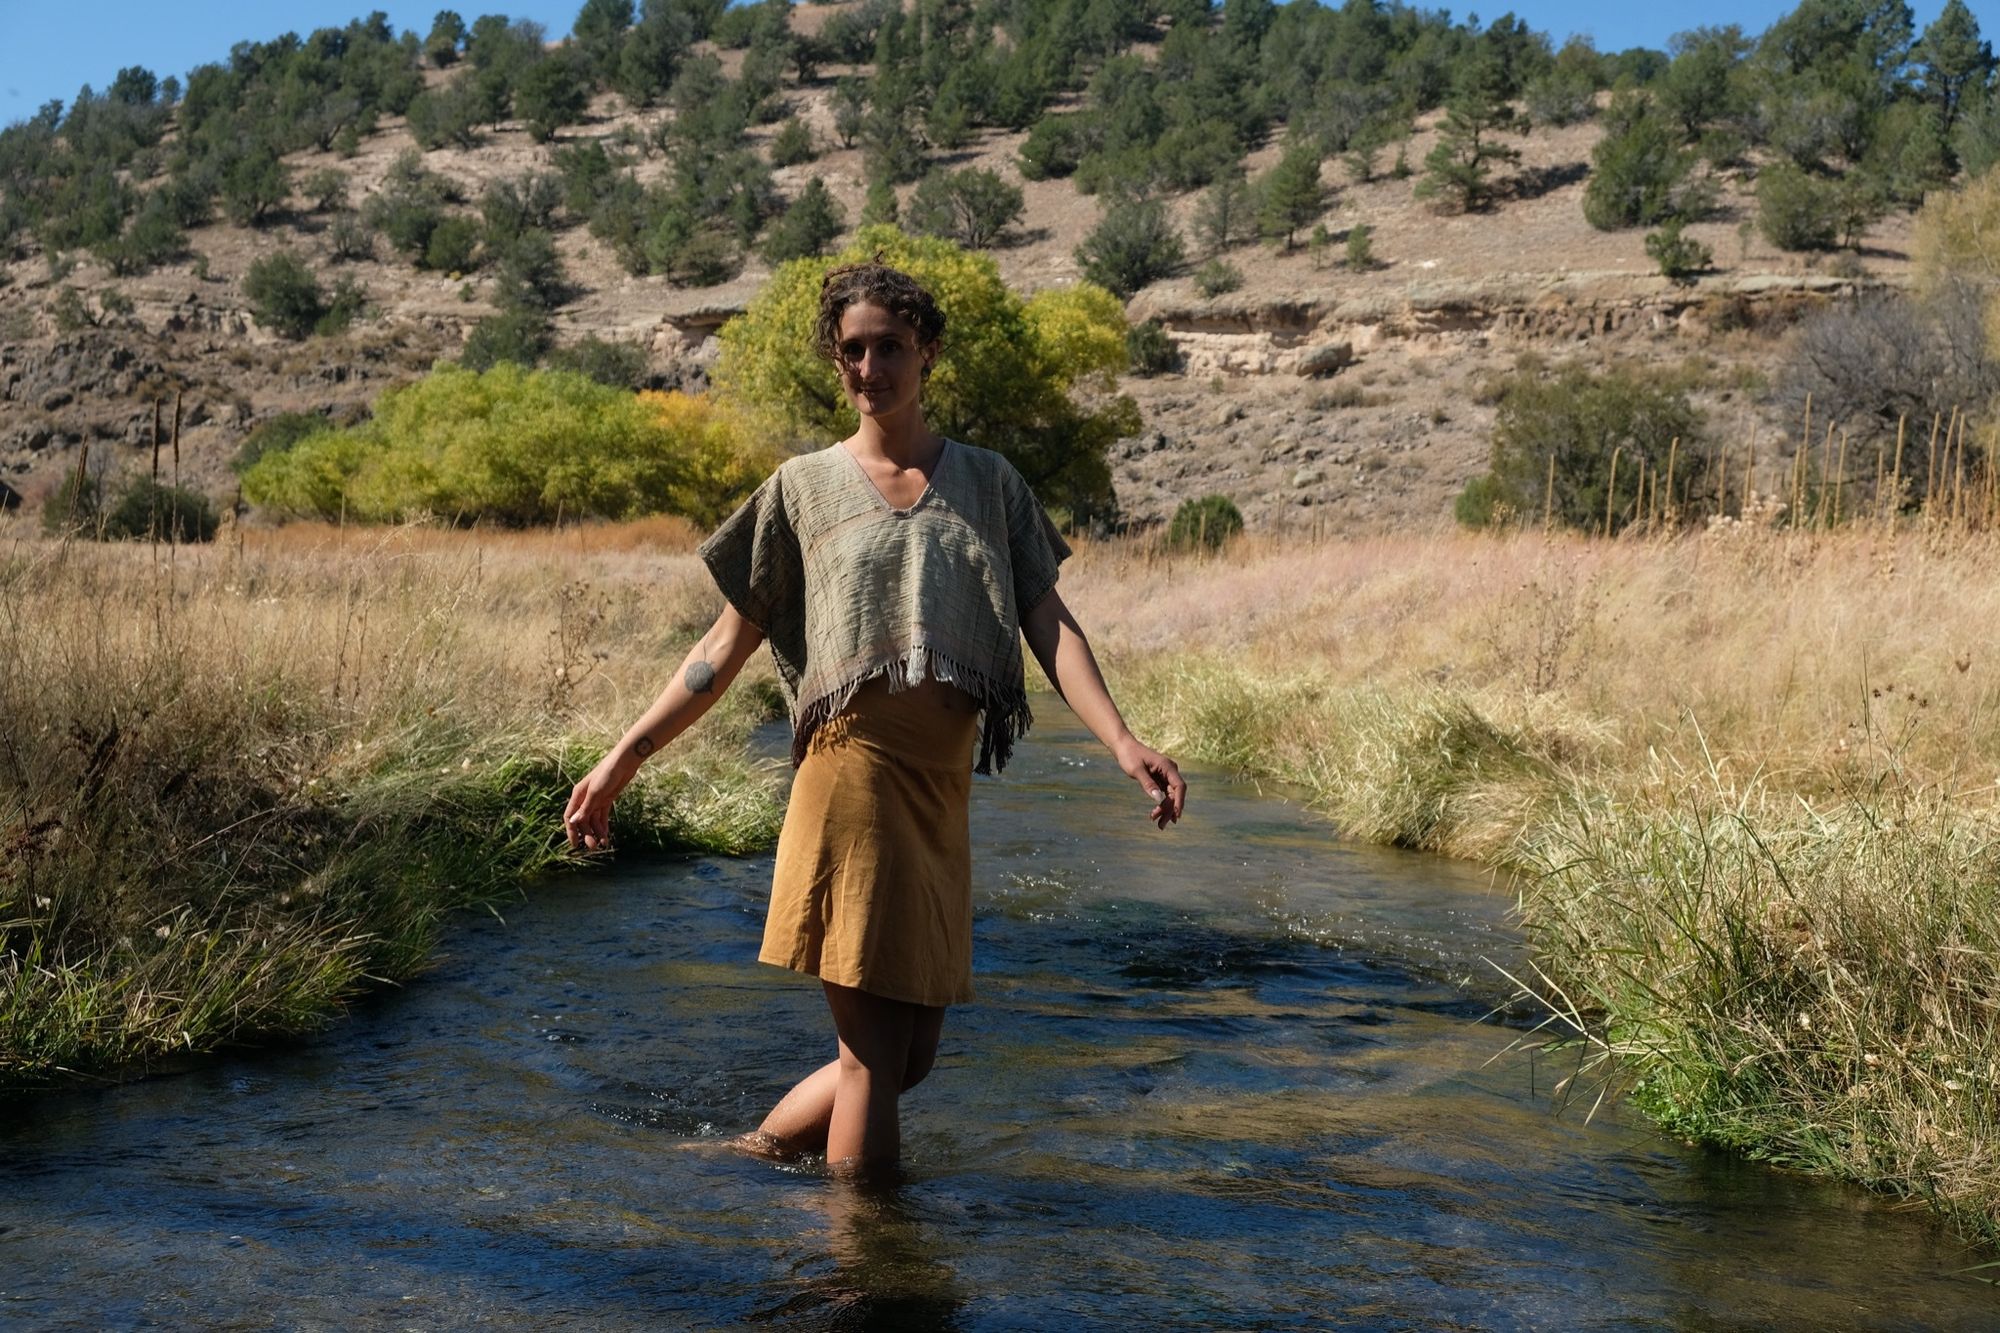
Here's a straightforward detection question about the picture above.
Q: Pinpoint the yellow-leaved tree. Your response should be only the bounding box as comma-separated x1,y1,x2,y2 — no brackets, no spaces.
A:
241,364,775,525
710,225,1139,524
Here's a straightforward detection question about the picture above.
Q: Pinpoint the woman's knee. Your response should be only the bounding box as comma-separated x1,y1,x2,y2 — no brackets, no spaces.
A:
900,1044,935,1091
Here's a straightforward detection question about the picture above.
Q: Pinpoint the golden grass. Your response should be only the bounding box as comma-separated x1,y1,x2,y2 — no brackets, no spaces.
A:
1072,524,2000,1241
0,514,781,1089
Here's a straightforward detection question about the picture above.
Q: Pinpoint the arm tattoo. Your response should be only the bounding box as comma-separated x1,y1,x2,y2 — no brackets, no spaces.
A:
633,735,655,759
684,659,717,695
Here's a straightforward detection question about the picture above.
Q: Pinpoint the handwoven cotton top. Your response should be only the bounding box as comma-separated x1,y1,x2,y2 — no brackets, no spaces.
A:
697,438,1071,774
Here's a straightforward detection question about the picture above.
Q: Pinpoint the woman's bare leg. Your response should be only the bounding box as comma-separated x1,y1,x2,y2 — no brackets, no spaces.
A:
822,982,945,1171
751,1001,944,1159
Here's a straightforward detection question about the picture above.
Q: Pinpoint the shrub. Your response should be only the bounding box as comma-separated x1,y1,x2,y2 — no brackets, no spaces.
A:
243,250,325,339
1453,472,1505,528
906,168,1025,249
405,82,484,150
769,117,816,167
423,215,483,273
1192,174,1256,255
1757,162,1842,252
1126,318,1179,376
516,50,591,144
219,144,290,226
241,363,773,525
40,467,106,536
1645,219,1712,283
1473,363,1710,535
1166,494,1244,551
481,173,564,249
302,168,349,213
1075,198,1185,299
103,477,220,542
760,177,846,265
1344,223,1375,270
1017,114,1095,181
1193,258,1242,298
492,228,568,311
1582,93,1711,231
328,211,375,262
712,224,1138,523
232,412,329,475
461,308,553,371
546,336,650,389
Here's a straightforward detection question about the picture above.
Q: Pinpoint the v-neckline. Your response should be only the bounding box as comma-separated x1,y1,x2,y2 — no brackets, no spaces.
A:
838,437,952,517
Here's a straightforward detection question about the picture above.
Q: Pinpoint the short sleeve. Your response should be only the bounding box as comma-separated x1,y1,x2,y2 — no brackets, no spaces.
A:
697,467,801,637
1003,464,1072,615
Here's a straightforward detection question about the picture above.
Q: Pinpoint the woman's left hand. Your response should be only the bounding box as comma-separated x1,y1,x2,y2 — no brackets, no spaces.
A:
1115,739,1186,829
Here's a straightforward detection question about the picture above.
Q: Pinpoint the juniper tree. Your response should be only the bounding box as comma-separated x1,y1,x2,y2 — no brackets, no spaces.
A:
907,167,1025,249
760,176,847,264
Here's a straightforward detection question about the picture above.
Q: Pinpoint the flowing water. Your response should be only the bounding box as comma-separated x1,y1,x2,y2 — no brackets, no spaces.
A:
3,709,1994,1330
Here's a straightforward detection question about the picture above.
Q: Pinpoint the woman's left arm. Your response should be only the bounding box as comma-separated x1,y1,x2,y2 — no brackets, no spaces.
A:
1022,590,1186,828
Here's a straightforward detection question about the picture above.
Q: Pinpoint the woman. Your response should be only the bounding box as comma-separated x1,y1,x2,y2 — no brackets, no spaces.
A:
562,259,1186,1174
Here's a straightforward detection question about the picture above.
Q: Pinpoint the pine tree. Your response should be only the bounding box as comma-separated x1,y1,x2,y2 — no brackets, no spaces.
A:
1257,145,1324,249
1416,50,1523,213
907,168,1025,248
1914,0,1995,136
1192,172,1254,255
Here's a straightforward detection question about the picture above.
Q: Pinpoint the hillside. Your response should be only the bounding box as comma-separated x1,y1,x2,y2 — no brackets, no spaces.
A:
0,3,1924,532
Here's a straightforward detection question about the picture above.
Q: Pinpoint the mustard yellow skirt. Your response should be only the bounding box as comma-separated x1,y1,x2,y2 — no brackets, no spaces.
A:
761,676,980,1007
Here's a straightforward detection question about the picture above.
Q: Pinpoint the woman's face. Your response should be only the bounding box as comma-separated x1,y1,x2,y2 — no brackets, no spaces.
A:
833,301,936,422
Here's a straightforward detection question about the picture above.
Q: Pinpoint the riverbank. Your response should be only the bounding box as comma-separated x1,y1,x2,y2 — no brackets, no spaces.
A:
0,520,784,1092
1066,525,2000,1242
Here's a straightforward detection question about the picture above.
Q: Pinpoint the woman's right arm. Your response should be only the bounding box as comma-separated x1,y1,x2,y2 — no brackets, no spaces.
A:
562,601,767,851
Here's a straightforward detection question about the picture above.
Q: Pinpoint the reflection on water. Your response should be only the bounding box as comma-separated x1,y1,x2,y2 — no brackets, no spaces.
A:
1,708,1994,1330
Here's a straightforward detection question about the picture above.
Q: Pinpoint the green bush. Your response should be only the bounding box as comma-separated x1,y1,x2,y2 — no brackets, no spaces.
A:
104,477,220,542
760,177,846,264
328,211,375,262
461,307,553,371
770,117,816,167
1075,197,1185,299
546,336,650,389
1583,92,1710,231
1453,472,1504,528
1126,318,1179,376
40,467,106,536
423,215,483,273
492,228,567,311
1166,494,1244,551
1344,223,1375,270
1193,258,1242,298
906,168,1025,249
240,363,766,525
1757,162,1842,252
1017,114,1095,181
516,50,591,144
243,250,325,339
1474,363,1710,535
1645,219,1712,283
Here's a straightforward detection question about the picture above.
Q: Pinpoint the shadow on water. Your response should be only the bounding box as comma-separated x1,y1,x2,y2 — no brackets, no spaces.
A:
2,704,1997,1329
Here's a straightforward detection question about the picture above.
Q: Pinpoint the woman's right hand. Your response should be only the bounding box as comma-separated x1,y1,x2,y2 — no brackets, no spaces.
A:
563,750,634,853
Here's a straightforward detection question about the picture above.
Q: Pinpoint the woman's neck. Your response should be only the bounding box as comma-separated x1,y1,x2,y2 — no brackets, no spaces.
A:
847,409,941,469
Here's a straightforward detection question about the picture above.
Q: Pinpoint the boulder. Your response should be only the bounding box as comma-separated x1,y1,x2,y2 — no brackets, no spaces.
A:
1296,342,1356,378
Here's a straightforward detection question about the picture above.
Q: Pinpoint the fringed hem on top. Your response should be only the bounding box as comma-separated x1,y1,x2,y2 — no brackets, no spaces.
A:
790,644,1033,776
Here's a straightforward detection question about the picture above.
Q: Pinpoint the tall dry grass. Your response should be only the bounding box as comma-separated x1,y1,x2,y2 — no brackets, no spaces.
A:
1070,524,2000,1240
0,516,782,1091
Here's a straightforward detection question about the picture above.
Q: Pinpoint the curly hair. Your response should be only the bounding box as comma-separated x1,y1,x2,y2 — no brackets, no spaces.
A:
812,254,947,374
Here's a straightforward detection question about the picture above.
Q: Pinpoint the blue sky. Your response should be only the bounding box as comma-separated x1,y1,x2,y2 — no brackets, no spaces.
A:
0,0,1981,128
